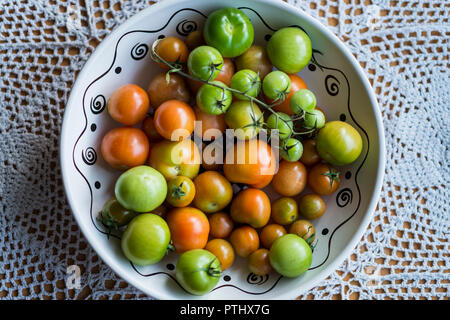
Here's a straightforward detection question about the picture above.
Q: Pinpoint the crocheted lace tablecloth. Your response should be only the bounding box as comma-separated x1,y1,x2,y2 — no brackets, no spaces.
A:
0,0,448,300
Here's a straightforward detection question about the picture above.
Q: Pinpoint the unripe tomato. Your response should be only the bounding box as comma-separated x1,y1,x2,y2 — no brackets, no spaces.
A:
298,194,326,220
271,197,298,225
267,74,308,115
107,84,149,125
235,45,272,80
230,188,271,228
153,100,195,141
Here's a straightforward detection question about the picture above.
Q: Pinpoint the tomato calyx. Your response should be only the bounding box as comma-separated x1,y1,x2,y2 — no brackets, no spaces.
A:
321,167,341,188
205,257,222,278
98,212,119,239
171,182,186,200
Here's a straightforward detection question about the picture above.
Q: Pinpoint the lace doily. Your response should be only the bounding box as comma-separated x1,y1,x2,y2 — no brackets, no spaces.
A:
0,0,448,300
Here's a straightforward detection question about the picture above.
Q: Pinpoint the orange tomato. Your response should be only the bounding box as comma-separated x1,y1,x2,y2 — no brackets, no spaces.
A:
208,212,234,239
147,72,190,108
166,207,209,253
230,188,271,228
260,224,287,249
107,84,149,125
100,127,149,170
308,163,340,195
267,74,308,115
223,139,276,188
153,100,196,141
300,139,321,166
193,171,233,213
194,106,227,141
229,226,260,258
248,248,272,276
214,58,235,86
186,30,205,50
271,160,307,196
166,176,196,207
289,220,316,244
205,239,235,270
155,36,189,70
141,116,163,143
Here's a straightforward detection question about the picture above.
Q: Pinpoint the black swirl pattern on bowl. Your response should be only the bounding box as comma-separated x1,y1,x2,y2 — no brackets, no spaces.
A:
90,94,106,114
336,188,353,207
131,42,149,60
81,147,97,165
176,19,198,36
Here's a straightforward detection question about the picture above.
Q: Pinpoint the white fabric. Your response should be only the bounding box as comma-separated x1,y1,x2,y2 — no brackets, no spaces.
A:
0,0,448,299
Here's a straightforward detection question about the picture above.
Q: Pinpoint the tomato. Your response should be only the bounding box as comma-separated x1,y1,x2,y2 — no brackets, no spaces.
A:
230,69,261,100
235,45,272,80
147,72,190,108
308,163,341,195
201,141,223,171
115,166,167,212
290,89,316,114
262,70,291,101
153,100,195,141
166,207,209,253
194,106,226,141
214,58,235,86
155,36,189,70
271,197,298,225
186,30,205,50
205,239,235,271
298,194,326,220
266,112,293,140
280,138,303,162
196,81,232,115
289,220,316,245
300,139,320,166
107,84,149,125
101,127,149,170
224,100,263,140
271,160,307,197
141,116,163,142
166,176,196,208
176,249,221,295
99,198,137,233
303,108,325,129
148,139,200,180
187,46,223,81
269,234,312,277
271,74,308,115
203,8,254,58
267,27,312,74
260,224,286,249
229,226,260,258
224,139,276,188
248,249,272,276
121,214,170,266
230,188,271,228
152,202,171,218
316,121,363,166
208,212,234,239
193,171,233,213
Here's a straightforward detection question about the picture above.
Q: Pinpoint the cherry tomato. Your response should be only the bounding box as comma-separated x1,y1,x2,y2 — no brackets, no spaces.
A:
155,36,189,70
147,72,190,108
194,106,226,141
208,212,234,239
300,139,321,166
99,198,137,233
196,81,232,115
166,207,209,253
107,84,149,125
214,58,235,86
201,141,223,171
266,112,293,140
166,176,196,207
289,219,316,245
280,138,303,162
187,46,223,81
235,45,272,80
205,239,235,271
224,100,263,140
271,160,307,197
152,202,171,218
186,30,205,50
262,71,291,101
248,248,272,276
153,100,196,141
229,226,259,258
101,127,150,170
269,234,312,277
141,116,163,143
298,193,326,220
290,89,316,114
230,188,271,228
260,224,287,249
308,163,341,195
304,109,325,129
230,69,261,100
271,197,298,225
193,171,233,213
271,74,308,115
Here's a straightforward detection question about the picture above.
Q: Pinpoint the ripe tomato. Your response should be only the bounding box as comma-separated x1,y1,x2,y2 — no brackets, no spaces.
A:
141,116,163,142
194,106,226,141
260,224,286,249
186,30,205,50
289,220,316,245
153,100,196,141
268,74,308,115
201,141,223,171
300,139,321,166
248,249,272,276
298,193,326,219
214,58,235,86
271,197,298,225
205,239,235,271
230,188,271,228
229,226,259,258
101,127,149,170
308,163,341,195
166,176,196,208
166,207,209,253
271,160,307,197
193,171,233,213
223,139,276,188
208,212,234,239
155,36,189,70
235,45,272,80
147,72,190,108
107,84,149,125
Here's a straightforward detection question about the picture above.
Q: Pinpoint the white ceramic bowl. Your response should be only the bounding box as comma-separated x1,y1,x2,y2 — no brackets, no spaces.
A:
60,0,385,299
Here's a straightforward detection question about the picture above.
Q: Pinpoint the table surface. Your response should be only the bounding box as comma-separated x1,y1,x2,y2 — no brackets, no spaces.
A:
0,0,448,300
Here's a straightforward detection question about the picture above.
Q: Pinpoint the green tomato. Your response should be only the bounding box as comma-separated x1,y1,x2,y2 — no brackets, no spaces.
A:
203,8,254,58
225,100,263,140
262,70,291,100
304,109,326,129
266,112,293,140
187,46,224,81
230,69,261,100
196,80,232,115
99,197,137,231
267,27,312,74
115,165,167,212
269,234,312,277
176,249,221,295
281,138,303,162
121,214,170,266
290,89,316,114
316,121,363,166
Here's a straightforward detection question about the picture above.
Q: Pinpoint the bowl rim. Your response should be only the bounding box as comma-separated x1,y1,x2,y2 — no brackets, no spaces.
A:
60,0,386,300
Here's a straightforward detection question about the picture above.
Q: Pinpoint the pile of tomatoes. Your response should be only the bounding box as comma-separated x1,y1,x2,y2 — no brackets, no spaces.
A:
98,8,363,295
